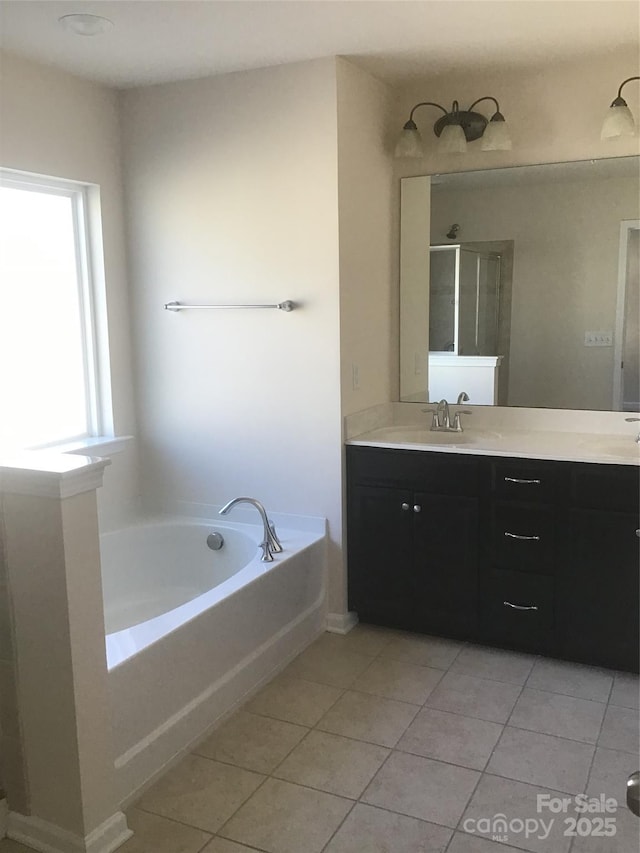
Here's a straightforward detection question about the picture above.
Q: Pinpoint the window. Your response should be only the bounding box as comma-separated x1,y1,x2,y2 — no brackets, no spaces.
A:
0,169,111,451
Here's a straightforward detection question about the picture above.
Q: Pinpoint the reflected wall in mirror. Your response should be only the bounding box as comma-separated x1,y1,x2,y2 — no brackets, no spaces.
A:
399,156,640,411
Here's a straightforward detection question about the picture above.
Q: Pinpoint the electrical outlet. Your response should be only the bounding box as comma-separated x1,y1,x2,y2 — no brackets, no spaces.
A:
584,331,613,347
352,363,360,391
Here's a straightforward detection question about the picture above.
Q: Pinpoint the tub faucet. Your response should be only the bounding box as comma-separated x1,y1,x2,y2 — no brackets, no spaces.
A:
218,497,282,562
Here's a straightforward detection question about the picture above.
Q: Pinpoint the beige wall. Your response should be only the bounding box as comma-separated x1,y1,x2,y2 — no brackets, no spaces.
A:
120,59,346,609
390,47,640,400
0,50,140,525
336,58,394,418
430,173,639,409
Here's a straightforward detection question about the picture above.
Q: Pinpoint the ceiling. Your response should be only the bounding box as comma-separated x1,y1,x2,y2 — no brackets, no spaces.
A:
0,0,638,90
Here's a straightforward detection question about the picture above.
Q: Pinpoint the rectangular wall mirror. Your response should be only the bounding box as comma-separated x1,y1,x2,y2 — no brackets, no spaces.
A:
399,156,640,411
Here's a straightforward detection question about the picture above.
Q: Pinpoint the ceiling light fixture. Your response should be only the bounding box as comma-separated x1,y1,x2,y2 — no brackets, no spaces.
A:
601,77,639,140
395,96,511,158
58,13,114,37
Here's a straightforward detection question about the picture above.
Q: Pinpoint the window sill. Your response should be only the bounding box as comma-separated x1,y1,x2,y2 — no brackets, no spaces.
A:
59,435,134,457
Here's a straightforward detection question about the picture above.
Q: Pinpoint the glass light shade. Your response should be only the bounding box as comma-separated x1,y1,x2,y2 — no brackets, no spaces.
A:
481,118,512,151
601,104,637,140
437,124,467,154
394,126,425,158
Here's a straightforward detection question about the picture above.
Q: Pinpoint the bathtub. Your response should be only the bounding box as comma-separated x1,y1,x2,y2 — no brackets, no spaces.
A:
101,514,327,804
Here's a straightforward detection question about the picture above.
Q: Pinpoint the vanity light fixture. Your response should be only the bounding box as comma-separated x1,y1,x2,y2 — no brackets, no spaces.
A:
58,13,114,36
601,77,640,140
395,96,512,158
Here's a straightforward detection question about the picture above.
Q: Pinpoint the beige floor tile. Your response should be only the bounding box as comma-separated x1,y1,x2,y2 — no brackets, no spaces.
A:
202,840,263,852
509,688,606,743
194,710,307,773
448,832,523,852
136,754,264,834
451,645,536,685
361,751,480,828
598,704,639,753
283,637,372,688
323,802,452,853
352,657,444,704
328,623,396,656
219,777,352,853
397,706,503,770
245,674,342,727
273,729,389,798
486,726,594,793
575,749,640,853
316,689,419,747
609,672,640,710
526,659,613,703
426,671,521,723
121,808,212,853
462,775,574,853
379,633,464,669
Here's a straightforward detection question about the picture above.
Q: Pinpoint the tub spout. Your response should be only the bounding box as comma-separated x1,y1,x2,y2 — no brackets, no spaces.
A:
219,497,279,562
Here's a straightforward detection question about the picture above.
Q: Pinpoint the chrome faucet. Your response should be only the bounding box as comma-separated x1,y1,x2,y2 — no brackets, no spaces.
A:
218,497,283,562
422,396,472,432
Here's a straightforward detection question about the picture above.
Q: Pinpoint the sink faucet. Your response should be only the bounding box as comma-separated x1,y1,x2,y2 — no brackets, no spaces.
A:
422,397,472,432
219,497,283,562
625,417,640,443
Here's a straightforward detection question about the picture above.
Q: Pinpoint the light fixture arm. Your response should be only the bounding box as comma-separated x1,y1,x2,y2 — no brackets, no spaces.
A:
408,101,449,122
613,76,640,106
466,96,501,116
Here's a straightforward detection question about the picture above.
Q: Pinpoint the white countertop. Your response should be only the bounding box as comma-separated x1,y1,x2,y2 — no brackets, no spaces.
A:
347,424,640,466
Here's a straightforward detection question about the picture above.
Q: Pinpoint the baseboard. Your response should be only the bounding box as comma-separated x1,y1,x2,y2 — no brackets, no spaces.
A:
326,611,359,634
8,811,131,853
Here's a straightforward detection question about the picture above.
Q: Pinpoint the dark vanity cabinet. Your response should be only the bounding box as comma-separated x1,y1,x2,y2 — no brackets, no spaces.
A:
559,464,640,672
346,445,640,672
346,447,481,639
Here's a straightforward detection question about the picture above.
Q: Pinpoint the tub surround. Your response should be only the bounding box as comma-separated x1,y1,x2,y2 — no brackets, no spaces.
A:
0,452,131,853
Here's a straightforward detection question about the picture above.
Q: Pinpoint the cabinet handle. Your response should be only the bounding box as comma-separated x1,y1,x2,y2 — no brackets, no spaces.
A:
504,531,541,541
504,600,539,611
636,529,640,538
401,503,410,511
504,477,541,485
413,505,421,513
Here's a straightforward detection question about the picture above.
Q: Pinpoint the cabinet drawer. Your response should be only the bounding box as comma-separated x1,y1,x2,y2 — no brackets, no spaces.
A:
570,463,640,513
492,503,557,574
481,569,555,653
492,459,567,504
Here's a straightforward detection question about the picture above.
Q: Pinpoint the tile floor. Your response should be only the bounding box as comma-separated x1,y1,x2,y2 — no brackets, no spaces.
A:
1,625,639,853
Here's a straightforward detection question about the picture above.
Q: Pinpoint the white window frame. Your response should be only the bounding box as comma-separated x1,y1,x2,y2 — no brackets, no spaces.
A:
0,168,114,450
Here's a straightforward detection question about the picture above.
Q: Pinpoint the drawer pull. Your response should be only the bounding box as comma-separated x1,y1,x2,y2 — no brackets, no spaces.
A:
504,600,539,611
504,531,541,541
504,477,541,485
401,503,410,511
413,505,422,513
636,529,640,538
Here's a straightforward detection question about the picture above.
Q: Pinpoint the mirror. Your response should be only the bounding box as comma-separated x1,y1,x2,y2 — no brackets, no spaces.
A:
399,156,640,411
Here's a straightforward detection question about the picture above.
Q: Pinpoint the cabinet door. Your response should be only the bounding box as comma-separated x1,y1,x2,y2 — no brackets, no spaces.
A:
413,492,479,638
347,484,416,628
560,509,639,672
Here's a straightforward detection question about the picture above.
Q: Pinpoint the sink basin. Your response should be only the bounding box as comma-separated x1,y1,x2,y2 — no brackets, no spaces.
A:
360,426,501,446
